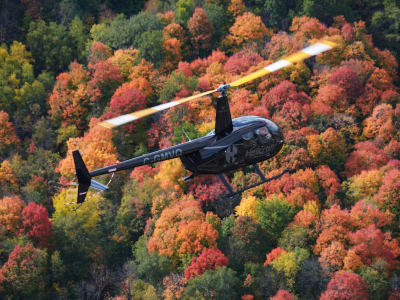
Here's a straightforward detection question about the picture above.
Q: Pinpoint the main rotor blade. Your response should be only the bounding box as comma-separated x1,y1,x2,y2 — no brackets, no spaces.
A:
229,40,336,87
99,89,217,129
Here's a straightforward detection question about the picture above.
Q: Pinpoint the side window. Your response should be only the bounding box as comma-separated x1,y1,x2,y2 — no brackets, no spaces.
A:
255,126,271,138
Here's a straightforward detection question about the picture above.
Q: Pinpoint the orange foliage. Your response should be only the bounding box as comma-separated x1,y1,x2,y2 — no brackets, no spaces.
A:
57,118,117,178
319,240,347,271
176,219,218,258
350,201,393,229
229,88,259,118
314,225,349,255
287,187,318,208
48,62,90,130
363,104,395,142
228,0,246,17
307,128,347,170
147,198,204,260
88,41,112,65
0,111,19,154
225,12,272,49
270,290,294,300
264,32,301,61
0,160,18,192
0,195,25,234
158,10,175,25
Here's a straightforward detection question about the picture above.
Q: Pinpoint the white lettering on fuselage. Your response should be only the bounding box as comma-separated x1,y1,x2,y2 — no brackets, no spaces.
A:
144,149,183,164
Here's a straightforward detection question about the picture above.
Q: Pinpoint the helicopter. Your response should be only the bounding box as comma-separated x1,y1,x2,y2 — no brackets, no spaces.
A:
73,40,336,203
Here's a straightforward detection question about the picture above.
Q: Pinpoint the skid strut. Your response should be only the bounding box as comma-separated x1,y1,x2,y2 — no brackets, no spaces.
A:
218,166,290,198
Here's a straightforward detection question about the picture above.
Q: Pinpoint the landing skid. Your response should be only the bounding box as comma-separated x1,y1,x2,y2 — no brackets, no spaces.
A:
218,164,290,198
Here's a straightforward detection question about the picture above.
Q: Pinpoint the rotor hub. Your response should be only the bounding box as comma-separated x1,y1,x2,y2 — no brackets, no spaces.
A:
217,84,231,96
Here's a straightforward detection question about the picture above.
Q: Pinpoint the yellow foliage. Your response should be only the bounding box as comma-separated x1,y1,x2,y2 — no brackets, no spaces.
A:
52,188,103,233
235,195,258,221
272,249,309,290
108,48,139,78
196,121,215,135
154,158,187,193
0,160,18,190
344,169,383,201
303,200,320,216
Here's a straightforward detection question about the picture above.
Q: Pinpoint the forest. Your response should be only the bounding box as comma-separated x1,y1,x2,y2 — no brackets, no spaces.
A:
0,0,400,299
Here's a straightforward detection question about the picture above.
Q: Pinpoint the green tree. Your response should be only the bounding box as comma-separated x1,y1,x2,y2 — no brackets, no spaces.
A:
370,1,400,62
26,20,74,73
176,0,195,26
132,236,173,287
183,266,240,300
257,195,296,244
359,265,391,300
137,30,165,66
68,16,88,64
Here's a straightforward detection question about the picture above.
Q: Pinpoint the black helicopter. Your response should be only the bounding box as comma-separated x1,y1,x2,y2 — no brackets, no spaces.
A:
73,40,336,203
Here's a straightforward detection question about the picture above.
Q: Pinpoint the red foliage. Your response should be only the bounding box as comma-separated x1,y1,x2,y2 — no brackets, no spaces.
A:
289,16,328,42
0,244,47,296
130,165,158,183
320,272,369,300
374,169,400,212
385,140,400,159
193,181,226,208
316,165,340,199
345,225,400,272
314,84,348,113
87,60,124,103
270,290,294,300
177,62,193,77
355,84,381,116
264,172,303,196
187,8,214,54
382,89,400,106
184,248,228,279
264,247,286,266
343,142,389,177
329,66,363,100
341,23,355,42
224,50,263,75
102,88,147,132
261,80,310,114
320,205,353,230
20,202,54,248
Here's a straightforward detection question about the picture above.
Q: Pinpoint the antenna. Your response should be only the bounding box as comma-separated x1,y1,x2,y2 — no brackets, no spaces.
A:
183,128,191,141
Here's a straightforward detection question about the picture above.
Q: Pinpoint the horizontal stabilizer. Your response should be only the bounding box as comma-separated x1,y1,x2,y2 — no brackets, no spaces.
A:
90,179,109,191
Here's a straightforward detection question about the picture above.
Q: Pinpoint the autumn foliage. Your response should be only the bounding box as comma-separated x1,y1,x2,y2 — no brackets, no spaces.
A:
2,3,400,299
